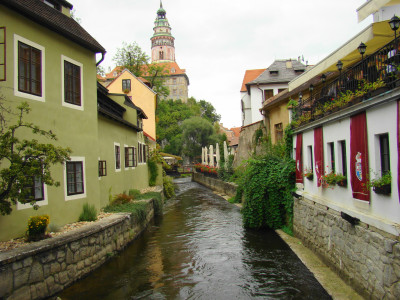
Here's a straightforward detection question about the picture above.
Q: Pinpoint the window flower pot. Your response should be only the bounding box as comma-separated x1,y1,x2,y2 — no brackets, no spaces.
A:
306,174,313,180
337,179,347,187
373,184,391,195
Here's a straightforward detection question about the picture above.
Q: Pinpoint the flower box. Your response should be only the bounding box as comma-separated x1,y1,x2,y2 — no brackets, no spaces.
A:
306,174,313,180
373,184,391,195
337,179,347,187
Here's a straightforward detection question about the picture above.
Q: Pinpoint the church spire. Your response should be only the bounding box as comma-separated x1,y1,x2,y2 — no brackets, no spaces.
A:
151,1,175,62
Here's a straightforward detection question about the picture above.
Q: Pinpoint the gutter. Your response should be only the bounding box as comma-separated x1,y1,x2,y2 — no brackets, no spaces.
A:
96,52,106,66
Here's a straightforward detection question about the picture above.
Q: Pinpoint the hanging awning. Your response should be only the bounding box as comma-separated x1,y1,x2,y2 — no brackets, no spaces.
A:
289,20,396,91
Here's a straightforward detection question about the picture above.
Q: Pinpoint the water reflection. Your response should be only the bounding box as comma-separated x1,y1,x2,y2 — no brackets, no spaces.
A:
59,182,330,299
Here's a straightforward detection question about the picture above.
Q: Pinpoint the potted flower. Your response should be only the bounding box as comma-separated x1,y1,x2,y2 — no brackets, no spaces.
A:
370,172,391,195
335,173,347,187
322,172,337,188
304,168,313,180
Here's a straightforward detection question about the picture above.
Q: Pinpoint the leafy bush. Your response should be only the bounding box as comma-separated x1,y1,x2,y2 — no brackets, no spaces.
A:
78,203,97,222
111,193,133,205
163,175,176,199
148,157,159,186
26,215,50,241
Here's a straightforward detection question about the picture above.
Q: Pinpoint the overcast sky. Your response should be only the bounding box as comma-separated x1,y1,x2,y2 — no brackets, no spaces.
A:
74,0,372,128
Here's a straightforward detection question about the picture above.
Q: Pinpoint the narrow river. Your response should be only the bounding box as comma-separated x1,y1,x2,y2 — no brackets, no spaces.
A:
59,180,331,299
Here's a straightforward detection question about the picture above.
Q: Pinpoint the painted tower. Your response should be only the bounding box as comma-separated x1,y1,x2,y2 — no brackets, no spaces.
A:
151,1,175,63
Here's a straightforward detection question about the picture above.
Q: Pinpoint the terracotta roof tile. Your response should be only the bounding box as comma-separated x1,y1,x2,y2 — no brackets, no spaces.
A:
240,69,266,92
230,127,241,137
2,0,105,53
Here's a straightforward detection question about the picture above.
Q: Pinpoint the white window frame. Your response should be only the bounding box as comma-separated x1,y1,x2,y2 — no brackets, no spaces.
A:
61,55,84,111
17,182,48,210
14,34,46,102
64,156,87,201
114,142,121,172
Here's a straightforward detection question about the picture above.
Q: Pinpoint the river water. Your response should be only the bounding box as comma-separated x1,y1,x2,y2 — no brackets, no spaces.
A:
59,180,331,299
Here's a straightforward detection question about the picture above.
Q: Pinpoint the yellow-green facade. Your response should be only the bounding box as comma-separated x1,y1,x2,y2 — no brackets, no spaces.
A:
0,3,154,241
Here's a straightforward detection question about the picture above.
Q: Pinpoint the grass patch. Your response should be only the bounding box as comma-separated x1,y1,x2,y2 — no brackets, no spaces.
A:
135,192,164,216
227,197,238,204
79,203,97,222
281,225,293,236
103,202,148,225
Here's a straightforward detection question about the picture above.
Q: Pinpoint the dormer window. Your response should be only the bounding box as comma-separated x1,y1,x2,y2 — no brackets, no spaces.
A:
43,0,61,11
269,70,278,75
171,68,176,73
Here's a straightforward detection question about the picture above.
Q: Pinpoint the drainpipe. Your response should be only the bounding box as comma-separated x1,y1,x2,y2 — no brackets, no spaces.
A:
96,52,106,66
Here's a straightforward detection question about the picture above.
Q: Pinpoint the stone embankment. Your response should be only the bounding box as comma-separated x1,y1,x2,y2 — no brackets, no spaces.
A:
192,172,237,198
294,196,400,299
0,199,155,300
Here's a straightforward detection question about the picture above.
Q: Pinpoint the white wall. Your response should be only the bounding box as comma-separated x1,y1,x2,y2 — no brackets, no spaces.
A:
295,101,400,235
248,83,289,126
241,91,252,126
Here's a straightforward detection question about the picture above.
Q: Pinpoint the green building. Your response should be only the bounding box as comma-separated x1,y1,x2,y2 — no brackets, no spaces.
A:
0,0,155,241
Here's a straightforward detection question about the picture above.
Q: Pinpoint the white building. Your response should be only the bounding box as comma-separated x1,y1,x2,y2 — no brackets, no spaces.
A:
240,59,306,126
289,1,400,298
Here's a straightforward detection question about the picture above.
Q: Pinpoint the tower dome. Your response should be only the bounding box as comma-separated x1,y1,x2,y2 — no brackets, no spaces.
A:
151,1,175,63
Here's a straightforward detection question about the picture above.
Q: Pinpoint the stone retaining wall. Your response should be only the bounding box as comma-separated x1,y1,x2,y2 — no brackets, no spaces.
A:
0,199,155,300
193,172,237,198
294,196,400,299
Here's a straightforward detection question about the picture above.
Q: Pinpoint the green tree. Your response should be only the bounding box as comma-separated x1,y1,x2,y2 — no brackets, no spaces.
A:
147,63,170,98
0,102,71,215
156,97,221,158
199,100,221,123
113,42,149,77
181,116,218,161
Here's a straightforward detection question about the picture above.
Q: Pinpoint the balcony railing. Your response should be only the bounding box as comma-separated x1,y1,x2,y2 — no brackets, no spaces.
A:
293,37,400,125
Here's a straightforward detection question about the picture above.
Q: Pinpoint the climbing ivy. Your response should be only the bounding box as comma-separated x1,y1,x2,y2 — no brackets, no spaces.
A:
284,124,294,160
235,124,296,230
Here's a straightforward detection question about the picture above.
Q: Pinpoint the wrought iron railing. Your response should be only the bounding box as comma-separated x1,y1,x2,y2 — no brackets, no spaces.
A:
295,37,400,123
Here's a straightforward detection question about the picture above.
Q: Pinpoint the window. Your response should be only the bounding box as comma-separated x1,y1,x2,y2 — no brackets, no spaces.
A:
339,140,347,176
115,145,120,170
328,142,335,172
18,41,42,96
43,0,61,10
274,123,283,142
379,133,390,175
125,147,135,167
98,160,107,177
25,176,44,201
64,60,81,106
122,79,131,91
66,161,84,196
0,27,5,81
159,51,164,60
264,89,273,101
308,146,313,172
278,88,286,93
173,78,177,85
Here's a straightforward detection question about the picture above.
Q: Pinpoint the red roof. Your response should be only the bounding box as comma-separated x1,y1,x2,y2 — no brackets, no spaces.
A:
144,131,156,142
240,69,266,92
142,61,187,76
230,127,241,137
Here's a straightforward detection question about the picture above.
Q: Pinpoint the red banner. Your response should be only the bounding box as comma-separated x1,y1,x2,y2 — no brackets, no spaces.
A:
350,112,370,201
296,133,303,183
314,127,324,187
